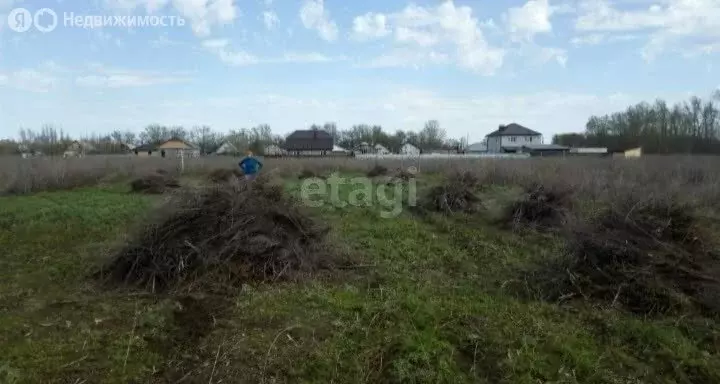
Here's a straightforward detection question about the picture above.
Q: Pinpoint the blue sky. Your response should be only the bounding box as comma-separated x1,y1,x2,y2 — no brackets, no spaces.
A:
0,0,719,142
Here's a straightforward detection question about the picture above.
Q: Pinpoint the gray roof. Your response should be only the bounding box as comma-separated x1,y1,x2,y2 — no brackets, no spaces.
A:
487,123,541,137
284,129,333,151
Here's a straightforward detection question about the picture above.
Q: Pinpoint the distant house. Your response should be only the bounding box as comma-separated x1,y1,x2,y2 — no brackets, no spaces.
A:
609,147,642,158
518,144,570,157
465,142,487,153
64,140,95,158
157,139,199,158
624,147,642,158
133,143,157,157
264,144,287,157
375,144,391,155
486,123,542,153
569,147,608,156
212,141,239,156
354,142,373,154
18,143,34,158
283,129,334,156
119,142,136,152
400,143,420,156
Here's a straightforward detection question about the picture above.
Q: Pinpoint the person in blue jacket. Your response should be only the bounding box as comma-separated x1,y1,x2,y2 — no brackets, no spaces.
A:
239,150,263,181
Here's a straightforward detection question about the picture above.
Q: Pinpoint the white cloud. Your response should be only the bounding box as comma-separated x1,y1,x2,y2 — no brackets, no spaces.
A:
263,10,279,30
150,33,185,47
361,49,450,69
202,39,259,65
575,0,720,58
0,69,57,92
351,12,390,41
299,0,338,41
539,47,568,67
0,0,19,10
280,52,340,63
351,1,505,75
103,0,238,37
202,39,342,65
571,33,605,46
507,0,553,42
571,33,639,47
75,73,188,88
68,64,193,88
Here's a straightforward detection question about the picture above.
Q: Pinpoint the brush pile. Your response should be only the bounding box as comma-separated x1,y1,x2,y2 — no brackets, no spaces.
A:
98,178,334,292
367,165,388,178
532,200,720,316
130,172,180,194
207,168,243,183
298,168,322,180
394,168,416,182
420,171,481,214
504,184,569,230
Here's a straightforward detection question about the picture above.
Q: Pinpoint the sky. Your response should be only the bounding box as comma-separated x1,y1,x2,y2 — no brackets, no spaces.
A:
0,0,719,143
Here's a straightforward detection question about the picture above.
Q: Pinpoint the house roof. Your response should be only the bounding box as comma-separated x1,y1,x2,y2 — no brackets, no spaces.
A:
284,130,333,151
213,141,238,153
486,123,541,137
135,143,158,151
159,138,196,149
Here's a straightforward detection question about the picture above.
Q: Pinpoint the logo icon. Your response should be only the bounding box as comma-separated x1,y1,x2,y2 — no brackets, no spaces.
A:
34,8,58,33
6,8,58,33
7,8,32,33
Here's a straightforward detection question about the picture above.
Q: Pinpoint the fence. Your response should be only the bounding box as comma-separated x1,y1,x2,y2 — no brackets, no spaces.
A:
353,153,531,160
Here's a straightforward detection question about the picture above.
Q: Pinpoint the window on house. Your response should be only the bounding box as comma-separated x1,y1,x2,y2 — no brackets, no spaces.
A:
525,136,532,142
509,136,517,142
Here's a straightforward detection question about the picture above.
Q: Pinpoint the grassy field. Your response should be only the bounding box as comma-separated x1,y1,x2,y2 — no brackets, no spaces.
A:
1,156,720,383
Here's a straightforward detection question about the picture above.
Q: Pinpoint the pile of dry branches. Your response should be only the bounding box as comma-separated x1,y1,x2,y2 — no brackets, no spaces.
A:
98,178,335,292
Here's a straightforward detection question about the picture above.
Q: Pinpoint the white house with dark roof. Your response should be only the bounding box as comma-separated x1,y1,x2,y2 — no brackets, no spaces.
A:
486,123,543,153
400,143,420,155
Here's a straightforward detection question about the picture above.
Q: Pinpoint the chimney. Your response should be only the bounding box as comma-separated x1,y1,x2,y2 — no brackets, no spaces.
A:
498,124,506,132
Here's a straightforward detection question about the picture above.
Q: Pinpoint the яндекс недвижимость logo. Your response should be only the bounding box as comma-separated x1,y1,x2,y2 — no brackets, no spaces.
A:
6,7,186,33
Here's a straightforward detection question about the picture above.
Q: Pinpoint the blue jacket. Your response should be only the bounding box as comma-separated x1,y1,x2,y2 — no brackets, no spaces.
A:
239,156,262,175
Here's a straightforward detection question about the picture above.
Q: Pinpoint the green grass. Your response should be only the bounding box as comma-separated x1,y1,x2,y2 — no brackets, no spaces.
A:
1,176,719,383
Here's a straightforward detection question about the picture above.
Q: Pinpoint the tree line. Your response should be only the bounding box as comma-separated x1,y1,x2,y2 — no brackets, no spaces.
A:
1,120,466,156
553,92,720,154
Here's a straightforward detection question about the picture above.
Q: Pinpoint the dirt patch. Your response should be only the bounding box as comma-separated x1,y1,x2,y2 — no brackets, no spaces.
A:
528,200,720,317
97,178,336,293
130,173,180,194
207,168,243,183
503,184,569,231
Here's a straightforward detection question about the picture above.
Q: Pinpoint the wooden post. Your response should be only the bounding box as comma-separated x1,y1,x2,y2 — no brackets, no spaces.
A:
180,149,185,173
